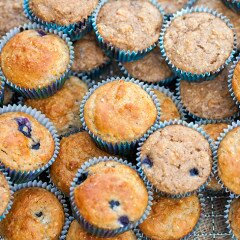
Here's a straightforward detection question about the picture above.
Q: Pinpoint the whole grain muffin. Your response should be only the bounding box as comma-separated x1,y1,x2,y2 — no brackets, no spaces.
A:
30,0,98,26
179,67,238,119
25,76,88,135
140,124,212,195
72,33,109,73
97,0,163,51
0,187,65,240
66,220,136,240
50,132,110,196
0,112,55,171
164,12,234,75
157,0,190,14
73,161,149,229
228,198,240,239
139,195,201,240
1,29,70,89
218,126,240,194
84,80,158,143
0,172,11,217
232,61,240,102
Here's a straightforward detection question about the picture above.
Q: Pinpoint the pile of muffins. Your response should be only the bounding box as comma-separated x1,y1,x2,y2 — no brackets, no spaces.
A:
0,0,240,239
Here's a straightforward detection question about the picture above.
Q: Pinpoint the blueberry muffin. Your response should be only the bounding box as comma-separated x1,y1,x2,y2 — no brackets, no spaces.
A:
157,0,190,14
50,132,110,196
232,61,240,102
0,112,55,171
139,195,201,239
228,198,240,239
0,172,11,217
0,187,65,240
25,76,88,135
1,29,70,89
140,124,212,195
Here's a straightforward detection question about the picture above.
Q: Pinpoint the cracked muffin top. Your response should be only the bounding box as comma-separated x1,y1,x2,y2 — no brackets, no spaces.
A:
0,187,65,240
140,125,212,195
73,161,148,230
229,198,240,239
157,0,189,14
164,12,234,74
0,112,55,171
97,0,163,51
0,172,11,216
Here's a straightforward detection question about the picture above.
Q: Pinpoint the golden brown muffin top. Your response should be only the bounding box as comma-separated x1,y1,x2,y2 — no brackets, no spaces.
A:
25,76,88,136
164,12,234,74
0,112,55,171
72,33,109,72
30,0,98,25
157,0,189,14
74,161,148,229
122,48,172,83
0,187,65,240
50,132,110,196
1,29,70,89
229,199,240,239
218,126,240,194
66,220,136,240
139,195,201,240
140,125,212,195
84,80,157,143
0,173,10,216
97,0,163,51
232,61,240,102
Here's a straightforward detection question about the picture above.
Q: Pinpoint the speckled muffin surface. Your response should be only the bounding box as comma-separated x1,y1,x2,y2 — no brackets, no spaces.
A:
1,29,70,89
157,0,189,14
218,126,240,194
84,80,157,143
66,220,136,240
0,173,11,216
122,48,172,83
97,0,163,51
140,125,212,195
30,0,98,25
73,161,148,229
180,67,238,119
72,33,109,72
0,112,55,171
139,195,201,240
229,198,240,239
232,61,240,102
25,76,88,135
164,12,234,74
50,132,109,196
0,187,65,240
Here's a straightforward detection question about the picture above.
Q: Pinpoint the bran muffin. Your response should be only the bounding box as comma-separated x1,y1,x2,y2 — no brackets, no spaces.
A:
179,67,238,120
140,124,212,195
232,61,240,102
228,198,240,239
139,195,201,240
1,29,70,89
157,0,190,14
0,112,55,171
73,160,149,230
66,220,136,240
50,132,110,196
29,0,98,26
0,172,11,217
96,0,163,51
0,187,65,240
121,48,173,83
25,76,88,135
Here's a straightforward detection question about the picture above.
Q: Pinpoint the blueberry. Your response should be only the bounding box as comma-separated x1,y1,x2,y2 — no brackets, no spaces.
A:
35,211,43,217
19,27,24,32
109,200,120,209
32,142,40,150
189,168,199,176
76,172,88,185
118,216,129,227
15,117,32,138
37,30,46,36
141,156,153,168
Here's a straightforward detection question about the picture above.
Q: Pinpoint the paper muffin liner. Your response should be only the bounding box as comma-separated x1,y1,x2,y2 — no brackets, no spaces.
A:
176,78,240,121
23,0,94,41
80,77,161,156
159,7,237,81
0,104,60,184
136,119,214,198
0,78,4,107
0,168,14,221
69,156,153,237
0,22,74,99
222,0,240,13
92,0,165,62
135,192,206,240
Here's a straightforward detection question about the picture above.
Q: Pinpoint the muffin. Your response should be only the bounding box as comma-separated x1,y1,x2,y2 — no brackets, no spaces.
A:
232,60,240,103
139,124,212,195
0,112,55,172
0,187,65,240
25,76,88,135
50,131,110,196
228,198,240,239
66,220,136,240
121,48,173,84
179,66,238,120
0,172,11,218
1,29,70,89
157,0,191,14
139,195,201,240
0,0,27,37
3,87,15,106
